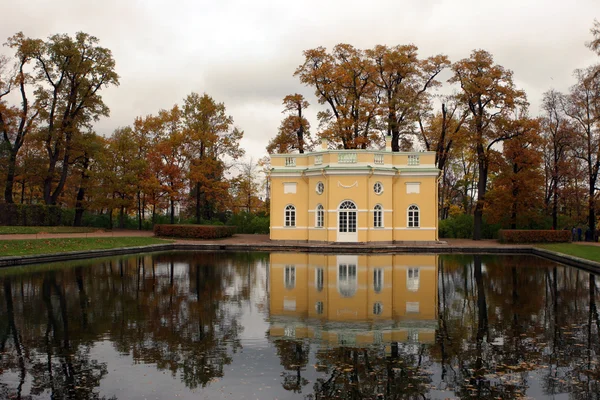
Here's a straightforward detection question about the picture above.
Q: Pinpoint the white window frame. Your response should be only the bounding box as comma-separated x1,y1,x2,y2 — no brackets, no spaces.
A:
373,204,383,228
373,302,383,315
315,204,324,228
373,181,383,195
407,204,419,228
407,268,420,292
315,267,324,292
315,301,324,314
316,181,324,195
373,268,383,293
285,204,296,227
285,265,296,289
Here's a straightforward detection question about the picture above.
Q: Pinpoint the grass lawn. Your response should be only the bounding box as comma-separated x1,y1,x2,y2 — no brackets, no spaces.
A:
537,243,600,263
0,237,171,257
0,226,100,235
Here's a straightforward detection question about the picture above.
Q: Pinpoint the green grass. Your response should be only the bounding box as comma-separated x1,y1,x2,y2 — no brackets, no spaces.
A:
0,237,172,257
537,243,600,263
0,226,100,234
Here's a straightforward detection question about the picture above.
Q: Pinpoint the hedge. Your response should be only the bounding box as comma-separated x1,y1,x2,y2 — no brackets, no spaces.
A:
154,224,236,239
0,204,68,226
498,229,572,244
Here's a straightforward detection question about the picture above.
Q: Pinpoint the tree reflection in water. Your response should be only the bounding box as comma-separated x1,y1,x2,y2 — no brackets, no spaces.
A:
0,252,598,399
268,253,600,400
0,251,266,399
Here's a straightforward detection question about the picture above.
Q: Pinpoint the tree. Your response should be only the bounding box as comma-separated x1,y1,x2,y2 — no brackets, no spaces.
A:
541,90,575,229
94,127,142,228
0,33,41,204
71,131,104,226
267,94,312,154
150,106,188,224
230,158,262,213
561,67,600,238
182,92,244,222
418,99,469,218
366,44,450,151
32,32,119,205
486,118,544,229
295,45,379,149
450,50,527,240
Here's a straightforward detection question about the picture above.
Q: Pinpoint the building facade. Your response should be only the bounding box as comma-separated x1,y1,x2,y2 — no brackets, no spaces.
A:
268,253,438,346
269,140,440,243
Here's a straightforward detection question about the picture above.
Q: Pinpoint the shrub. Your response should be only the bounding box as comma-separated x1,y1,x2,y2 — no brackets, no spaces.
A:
0,203,72,226
498,229,572,243
154,224,236,239
439,214,501,239
226,212,270,234
439,214,474,239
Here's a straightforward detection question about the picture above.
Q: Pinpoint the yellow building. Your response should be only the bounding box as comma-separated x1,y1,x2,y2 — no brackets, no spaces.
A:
268,253,438,346
269,139,440,243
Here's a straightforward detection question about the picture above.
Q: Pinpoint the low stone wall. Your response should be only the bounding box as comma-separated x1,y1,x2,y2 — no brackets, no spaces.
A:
1,242,598,273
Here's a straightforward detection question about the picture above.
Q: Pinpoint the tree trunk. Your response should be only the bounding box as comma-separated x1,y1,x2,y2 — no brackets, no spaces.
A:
170,199,175,224
473,142,488,240
20,180,25,204
137,191,142,230
195,182,201,224
3,150,17,204
119,204,125,229
73,158,90,227
43,150,59,205
73,187,85,227
588,188,596,241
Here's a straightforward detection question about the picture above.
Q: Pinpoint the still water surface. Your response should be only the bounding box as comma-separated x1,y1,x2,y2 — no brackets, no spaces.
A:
0,252,598,399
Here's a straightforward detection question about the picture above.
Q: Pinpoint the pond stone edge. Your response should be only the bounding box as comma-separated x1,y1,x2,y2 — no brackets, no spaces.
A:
0,243,598,273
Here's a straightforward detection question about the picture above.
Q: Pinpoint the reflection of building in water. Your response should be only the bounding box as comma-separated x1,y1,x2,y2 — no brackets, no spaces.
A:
269,253,437,346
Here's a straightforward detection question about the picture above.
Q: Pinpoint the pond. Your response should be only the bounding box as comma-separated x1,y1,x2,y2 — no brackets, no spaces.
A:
0,252,598,399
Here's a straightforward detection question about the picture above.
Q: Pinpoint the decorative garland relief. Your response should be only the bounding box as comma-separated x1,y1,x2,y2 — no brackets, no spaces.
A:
338,181,358,189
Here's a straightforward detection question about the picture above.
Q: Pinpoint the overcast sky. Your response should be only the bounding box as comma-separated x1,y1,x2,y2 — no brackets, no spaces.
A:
2,0,598,161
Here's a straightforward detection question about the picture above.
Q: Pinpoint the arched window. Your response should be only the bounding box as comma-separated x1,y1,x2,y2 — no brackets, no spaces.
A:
285,204,296,227
408,205,419,228
373,204,383,228
315,267,324,292
338,200,357,233
338,263,357,297
373,268,383,293
315,204,324,228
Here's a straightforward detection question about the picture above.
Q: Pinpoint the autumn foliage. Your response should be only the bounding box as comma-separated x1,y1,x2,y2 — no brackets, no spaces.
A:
1,25,600,238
